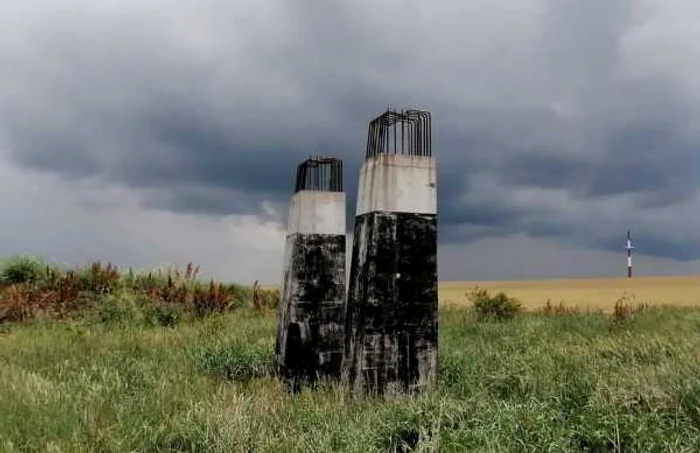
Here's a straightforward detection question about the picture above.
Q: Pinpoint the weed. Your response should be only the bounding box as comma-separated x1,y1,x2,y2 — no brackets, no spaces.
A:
3,306,700,451
486,372,532,400
191,342,275,382
541,299,579,315
253,280,263,312
376,405,436,453
76,261,121,294
0,257,280,324
143,300,185,328
613,297,632,324
90,293,137,325
467,287,522,321
152,420,211,453
610,292,648,328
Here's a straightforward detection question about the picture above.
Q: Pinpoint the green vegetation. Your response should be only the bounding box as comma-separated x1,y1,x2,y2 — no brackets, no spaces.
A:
0,254,51,286
2,255,700,451
0,254,279,325
3,282,700,451
468,287,523,321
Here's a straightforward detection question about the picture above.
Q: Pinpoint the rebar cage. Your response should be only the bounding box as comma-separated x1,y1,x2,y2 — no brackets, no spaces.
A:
294,156,344,193
365,108,432,159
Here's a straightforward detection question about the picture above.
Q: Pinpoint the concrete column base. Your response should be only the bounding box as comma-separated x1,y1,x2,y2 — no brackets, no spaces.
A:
342,211,438,396
276,233,346,387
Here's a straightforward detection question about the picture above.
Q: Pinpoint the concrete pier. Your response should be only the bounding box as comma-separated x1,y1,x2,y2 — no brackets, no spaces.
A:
276,157,347,388
342,109,438,396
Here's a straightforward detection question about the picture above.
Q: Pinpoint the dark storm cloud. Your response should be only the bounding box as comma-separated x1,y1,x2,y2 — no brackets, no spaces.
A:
1,0,700,261
500,120,699,204
10,130,101,179
497,95,700,207
498,153,593,190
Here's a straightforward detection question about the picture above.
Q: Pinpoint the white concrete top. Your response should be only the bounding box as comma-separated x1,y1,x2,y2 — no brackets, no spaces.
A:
356,154,437,215
287,190,346,235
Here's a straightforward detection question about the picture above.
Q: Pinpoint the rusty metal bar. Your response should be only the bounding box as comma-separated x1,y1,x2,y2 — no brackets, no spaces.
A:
294,156,343,193
365,108,432,159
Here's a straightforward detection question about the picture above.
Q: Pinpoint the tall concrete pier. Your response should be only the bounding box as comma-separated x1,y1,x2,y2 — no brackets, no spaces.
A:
342,109,438,396
276,157,347,389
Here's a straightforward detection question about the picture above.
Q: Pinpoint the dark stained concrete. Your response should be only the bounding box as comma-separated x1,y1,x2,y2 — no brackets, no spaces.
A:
276,233,346,389
342,212,438,396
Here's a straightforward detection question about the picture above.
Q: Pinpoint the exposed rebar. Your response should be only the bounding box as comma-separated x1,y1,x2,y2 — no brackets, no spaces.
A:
365,108,432,159
294,156,343,193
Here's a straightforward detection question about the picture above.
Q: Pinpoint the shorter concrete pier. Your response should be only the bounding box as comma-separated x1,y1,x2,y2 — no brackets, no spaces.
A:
275,157,347,388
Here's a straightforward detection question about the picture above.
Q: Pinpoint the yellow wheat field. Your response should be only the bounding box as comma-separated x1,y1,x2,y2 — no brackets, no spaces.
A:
439,275,700,312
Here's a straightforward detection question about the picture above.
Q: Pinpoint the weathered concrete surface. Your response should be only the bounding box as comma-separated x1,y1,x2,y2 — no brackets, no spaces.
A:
341,154,438,395
288,190,346,235
342,213,438,395
276,190,347,388
277,234,346,385
342,153,438,396
356,154,437,216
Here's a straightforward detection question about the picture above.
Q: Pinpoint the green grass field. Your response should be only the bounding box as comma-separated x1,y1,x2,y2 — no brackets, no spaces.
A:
3,304,700,452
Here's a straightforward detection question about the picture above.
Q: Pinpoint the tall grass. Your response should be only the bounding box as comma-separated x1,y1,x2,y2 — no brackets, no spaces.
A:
3,300,700,451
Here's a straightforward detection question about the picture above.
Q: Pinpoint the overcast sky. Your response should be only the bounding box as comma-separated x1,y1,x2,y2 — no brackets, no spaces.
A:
1,0,700,284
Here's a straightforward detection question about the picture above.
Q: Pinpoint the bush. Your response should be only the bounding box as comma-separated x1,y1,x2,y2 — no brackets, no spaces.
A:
467,287,522,321
90,293,139,325
75,261,122,294
142,300,186,328
0,255,50,285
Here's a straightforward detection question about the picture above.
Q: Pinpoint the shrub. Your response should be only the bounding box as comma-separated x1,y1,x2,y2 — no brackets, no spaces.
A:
142,300,185,328
75,261,121,294
467,287,522,321
0,285,32,323
90,293,138,325
0,274,88,322
0,255,50,285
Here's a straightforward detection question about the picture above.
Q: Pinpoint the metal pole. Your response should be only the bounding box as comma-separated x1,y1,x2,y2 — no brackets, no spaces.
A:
626,230,634,278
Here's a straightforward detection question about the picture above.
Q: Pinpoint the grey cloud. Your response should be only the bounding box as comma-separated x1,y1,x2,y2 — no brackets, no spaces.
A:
1,0,700,264
599,235,700,263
